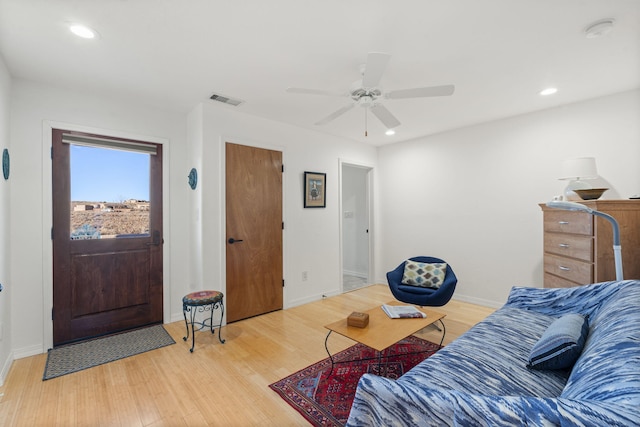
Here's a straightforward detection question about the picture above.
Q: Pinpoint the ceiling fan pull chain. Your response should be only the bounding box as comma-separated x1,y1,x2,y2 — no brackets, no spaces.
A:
364,108,368,137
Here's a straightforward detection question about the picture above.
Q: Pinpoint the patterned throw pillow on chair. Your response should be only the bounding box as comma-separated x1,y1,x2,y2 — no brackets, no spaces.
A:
401,260,448,289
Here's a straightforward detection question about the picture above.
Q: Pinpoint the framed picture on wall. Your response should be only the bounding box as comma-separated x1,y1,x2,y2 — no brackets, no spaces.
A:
303,171,326,208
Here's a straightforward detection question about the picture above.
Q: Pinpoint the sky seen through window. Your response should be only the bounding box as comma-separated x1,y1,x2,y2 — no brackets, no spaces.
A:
70,145,150,202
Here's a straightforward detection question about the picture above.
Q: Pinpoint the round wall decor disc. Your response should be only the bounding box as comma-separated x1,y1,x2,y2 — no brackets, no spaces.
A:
2,148,9,180
188,167,197,190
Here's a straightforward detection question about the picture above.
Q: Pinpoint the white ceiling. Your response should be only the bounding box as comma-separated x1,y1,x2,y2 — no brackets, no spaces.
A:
0,0,638,146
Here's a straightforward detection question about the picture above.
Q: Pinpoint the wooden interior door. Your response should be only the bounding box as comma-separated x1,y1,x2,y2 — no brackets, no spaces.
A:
226,142,283,323
52,129,163,346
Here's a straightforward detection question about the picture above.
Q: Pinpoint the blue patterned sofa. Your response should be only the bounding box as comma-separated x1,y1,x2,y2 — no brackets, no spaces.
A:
346,280,640,426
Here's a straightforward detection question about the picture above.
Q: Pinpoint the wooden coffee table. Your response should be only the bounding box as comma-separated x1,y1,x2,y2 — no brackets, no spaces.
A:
324,301,446,375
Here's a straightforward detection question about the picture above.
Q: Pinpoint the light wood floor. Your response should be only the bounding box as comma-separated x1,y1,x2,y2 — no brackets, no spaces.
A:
0,284,494,426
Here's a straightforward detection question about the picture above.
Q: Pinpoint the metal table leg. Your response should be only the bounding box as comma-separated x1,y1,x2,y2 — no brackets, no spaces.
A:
182,300,226,352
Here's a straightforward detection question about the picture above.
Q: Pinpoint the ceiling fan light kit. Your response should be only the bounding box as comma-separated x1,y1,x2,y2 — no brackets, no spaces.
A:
540,87,558,96
69,24,97,39
584,19,615,39
286,52,455,136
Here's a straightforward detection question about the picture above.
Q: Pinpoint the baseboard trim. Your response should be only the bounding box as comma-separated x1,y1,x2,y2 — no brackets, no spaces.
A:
12,344,43,359
452,294,502,309
287,290,341,309
0,351,14,386
169,313,184,324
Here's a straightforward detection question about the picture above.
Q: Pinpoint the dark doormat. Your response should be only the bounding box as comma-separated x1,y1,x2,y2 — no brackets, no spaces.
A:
43,324,175,380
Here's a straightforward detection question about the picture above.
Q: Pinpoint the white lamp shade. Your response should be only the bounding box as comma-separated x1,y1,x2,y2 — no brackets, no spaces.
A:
559,157,598,180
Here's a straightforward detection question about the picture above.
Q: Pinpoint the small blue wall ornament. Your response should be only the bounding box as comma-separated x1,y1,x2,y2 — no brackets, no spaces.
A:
2,148,9,180
188,167,197,190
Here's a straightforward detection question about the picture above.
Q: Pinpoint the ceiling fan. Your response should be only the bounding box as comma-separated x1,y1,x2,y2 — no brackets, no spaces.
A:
286,52,455,135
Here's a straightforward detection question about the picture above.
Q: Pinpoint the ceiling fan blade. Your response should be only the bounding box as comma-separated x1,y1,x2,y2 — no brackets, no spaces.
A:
361,52,391,88
370,104,401,129
386,85,455,99
286,87,343,97
315,104,354,126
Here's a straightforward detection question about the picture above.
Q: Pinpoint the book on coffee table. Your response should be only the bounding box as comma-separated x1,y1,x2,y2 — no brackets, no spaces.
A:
381,304,426,319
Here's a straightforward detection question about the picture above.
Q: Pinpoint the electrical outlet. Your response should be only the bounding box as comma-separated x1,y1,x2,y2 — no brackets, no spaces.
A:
302,271,308,281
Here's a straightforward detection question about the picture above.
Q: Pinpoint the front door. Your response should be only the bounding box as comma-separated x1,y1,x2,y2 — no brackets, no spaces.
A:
225,142,283,323
52,129,163,345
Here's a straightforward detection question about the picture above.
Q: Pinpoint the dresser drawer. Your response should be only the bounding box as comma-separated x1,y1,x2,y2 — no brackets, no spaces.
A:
544,272,582,288
544,233,593,262
544,254,593,284
543,210,592,235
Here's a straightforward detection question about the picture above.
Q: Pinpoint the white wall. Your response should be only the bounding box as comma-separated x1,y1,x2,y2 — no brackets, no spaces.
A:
187,104,205,294
8,79,190,357
195,103,378,308
376,90,640,307
0,55,12,384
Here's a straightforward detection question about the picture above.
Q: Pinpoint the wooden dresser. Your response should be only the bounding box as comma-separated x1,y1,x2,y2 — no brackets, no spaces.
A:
540,200,640,288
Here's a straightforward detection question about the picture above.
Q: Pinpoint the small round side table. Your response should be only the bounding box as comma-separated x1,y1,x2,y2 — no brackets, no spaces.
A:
182,290,225,352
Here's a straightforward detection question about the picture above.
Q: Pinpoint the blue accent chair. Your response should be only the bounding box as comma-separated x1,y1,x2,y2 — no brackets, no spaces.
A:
387,256,457,307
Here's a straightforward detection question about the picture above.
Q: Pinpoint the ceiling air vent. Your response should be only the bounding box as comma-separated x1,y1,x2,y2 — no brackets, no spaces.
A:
209,93,245,107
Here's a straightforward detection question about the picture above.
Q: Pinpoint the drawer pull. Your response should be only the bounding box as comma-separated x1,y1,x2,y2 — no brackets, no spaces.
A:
558,221,569,225
558,266,571,271
558,243,570,248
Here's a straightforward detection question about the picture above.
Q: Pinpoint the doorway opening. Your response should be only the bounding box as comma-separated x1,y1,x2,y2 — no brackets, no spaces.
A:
341,162,372,292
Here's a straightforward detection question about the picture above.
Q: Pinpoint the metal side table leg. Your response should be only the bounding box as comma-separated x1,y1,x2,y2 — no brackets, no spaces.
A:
182,304,198,353
324,331,335,376
210,300,226,344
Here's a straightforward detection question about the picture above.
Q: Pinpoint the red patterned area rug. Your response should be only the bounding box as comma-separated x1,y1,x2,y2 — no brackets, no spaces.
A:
269,335,440,427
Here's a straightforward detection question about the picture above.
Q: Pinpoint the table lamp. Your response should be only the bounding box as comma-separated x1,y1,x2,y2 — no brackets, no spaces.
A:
559,157,598,200
546,200,623,281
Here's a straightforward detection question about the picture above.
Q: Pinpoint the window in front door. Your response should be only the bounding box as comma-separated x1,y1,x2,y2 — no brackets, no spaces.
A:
69,140,152,240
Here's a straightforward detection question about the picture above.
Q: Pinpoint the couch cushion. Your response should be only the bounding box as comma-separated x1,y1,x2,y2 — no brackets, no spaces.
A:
400,307,570,398
401,260,447,288
527,314,588,370
561,280,640,406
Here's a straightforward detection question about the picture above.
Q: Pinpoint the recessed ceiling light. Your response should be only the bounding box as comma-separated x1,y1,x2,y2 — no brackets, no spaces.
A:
584,19,615,39
385,129,396,136
540,88,558,96
69,24,96,39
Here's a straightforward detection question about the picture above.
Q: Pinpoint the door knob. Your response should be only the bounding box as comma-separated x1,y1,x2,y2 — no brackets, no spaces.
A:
228,238,244,244
146,230,162,246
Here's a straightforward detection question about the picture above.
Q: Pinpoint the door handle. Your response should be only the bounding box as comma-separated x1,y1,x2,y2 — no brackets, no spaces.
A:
146,230,162,246
228,237,244,244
